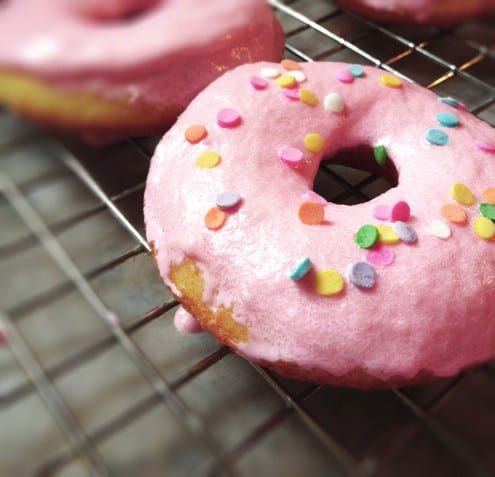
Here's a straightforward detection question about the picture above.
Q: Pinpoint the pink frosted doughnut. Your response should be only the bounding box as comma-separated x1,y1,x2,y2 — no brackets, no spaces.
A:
144,61,495,388
0,0,283,139
338,0,495,25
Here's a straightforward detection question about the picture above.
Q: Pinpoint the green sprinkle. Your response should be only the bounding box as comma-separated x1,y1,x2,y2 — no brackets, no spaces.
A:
373,145,388,166
479,203,495,221
356,224,379,249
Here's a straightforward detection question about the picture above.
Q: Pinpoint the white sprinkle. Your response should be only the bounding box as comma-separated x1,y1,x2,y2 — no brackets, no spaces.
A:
287,70,306,83
259,67,281,79
324,92,345,113
426,219,451,239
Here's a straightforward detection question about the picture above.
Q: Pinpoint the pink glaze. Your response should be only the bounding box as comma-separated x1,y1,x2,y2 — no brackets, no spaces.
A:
174,306,203,334
0,0,284,133
144,61,495,384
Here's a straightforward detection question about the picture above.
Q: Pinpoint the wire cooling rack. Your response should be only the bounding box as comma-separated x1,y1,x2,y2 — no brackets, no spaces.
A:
1,1,495,476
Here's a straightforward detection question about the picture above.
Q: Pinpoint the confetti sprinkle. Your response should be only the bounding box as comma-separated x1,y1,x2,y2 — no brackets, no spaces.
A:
474,140,495,154
392,221,418,244
377,224,400,245
426,129,448,146
427,219,451,239
482,188,495,205
323,92,344,113
373,145,388,166
440,203,467,224
260,67,280,79
299,88,319,106
185,124,207,144
347,261,376,289
290,257,312,281
372,204,390,221
205,207,227,230
450,183,475,206
365,244,395,266
479,203,495,221
217,108,241,128
315,269,345,296
216,191,241,209
196,151,221,168
298,201,325,225
284,88,300,101
380,74,402,88
348,65,365,77
281,59,302,71
279,146,304,166
390,201,410,222
437,112,459,128
304,133,325,153
356,224,379,249
438,97,460,109
336,68,354,84
287,70,307,83
249,75,269,90
276,74,298,88
302,190,328,205
473,216,495,240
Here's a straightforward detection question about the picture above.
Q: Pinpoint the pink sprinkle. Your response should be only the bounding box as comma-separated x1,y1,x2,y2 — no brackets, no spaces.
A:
217,108,241,128
372,204,391,221
336,68,354,84
390,200,410,222
302,190,328,205
250,75,269,91
284,88,300,101
474,140,495,154
279,146,304,166
365,244,395,266
174,307,203,334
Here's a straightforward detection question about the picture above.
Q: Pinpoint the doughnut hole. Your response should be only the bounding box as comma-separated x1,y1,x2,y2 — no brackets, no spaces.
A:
65,0,161,22
314,145,399,205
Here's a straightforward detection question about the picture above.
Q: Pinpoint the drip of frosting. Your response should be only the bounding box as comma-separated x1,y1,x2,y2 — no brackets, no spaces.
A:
174,306,203,334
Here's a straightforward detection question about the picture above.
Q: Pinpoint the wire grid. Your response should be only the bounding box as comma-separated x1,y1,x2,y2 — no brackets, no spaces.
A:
1,1,495,476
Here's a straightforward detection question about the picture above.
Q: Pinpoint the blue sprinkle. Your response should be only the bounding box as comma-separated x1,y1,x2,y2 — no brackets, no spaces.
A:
437,112,459,128
216,191,241,209
392,221,418,244
438,97,459,109
289,257,312,281
426,129,448,146
347,262,376,289
348,65,364,77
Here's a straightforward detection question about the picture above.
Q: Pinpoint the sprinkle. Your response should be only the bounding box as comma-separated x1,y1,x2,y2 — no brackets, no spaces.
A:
356,224,379,249
276,74,298,88
299,88,319,106
437,112,459,128
482,188,495,205
315,269,345,296
216,191,241,209
365,244,395,266
205,207,227,230
250,75,269,90
281,59,302,71
302,190,327,205
304,133,325,153
279,146,304,166
479,203,495,221
284,88,300,101
287,70,307,83
348,65,365,77
372,204,391,221
438,97,460,109
380,74,402,88
260,67,280,79
440,203,467,224
373,145,388,166
290,257,312,281
427,219,451,239
185,124,207,144
426,129,448,146
324,92,344,113
336,68,354,84
450,183,475,206
347,261,376,289
474,140,495,154
392,221,418,243
473,216,495,240
217,108,241,128
377,224,400,245
390,200,410,222
298,201,325,225
196,151,221,168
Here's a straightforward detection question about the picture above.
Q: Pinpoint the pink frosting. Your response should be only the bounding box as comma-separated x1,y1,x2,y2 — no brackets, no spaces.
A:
174,306,203,334
144,61,495,383
0,0,284,122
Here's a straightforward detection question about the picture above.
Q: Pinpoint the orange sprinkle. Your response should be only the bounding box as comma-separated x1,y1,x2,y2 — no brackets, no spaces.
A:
281,59,302,71
298,201,325,225
185,124,207,144
205,207,227,230
440,203,467,224
482,188,495,205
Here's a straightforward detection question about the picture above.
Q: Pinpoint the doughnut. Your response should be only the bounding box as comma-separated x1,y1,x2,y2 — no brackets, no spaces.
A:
144,60,495,388
337,0,495,25
0,0,284,140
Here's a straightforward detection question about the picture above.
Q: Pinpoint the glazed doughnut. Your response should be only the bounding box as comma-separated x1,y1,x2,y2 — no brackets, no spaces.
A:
338,0,495,25
0,0,284,139
144,61,495,388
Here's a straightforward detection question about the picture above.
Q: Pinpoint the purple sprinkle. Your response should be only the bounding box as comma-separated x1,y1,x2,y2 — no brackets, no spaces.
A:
216,191,241,209
347,261,376,289
365,244,395,267
392,221,418,244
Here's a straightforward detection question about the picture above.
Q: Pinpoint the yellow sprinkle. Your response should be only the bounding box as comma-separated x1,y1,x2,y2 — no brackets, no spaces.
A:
275,74,297,88
377,224,400,245
450,183,475,206
380,74,402,88
473,217,495,240
315,269,344,296
300,88,319,106
196,151,221,169
304,133,325,153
